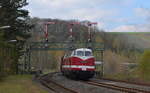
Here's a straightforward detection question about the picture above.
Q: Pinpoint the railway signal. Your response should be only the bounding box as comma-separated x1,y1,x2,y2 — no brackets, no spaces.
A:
44,22,56,42
87,22,97,43
68,22,80,42
68,22,80,49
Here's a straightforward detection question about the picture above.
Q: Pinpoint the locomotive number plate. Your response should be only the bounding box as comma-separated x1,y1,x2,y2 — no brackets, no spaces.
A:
81,61,87,63
82,67,87,71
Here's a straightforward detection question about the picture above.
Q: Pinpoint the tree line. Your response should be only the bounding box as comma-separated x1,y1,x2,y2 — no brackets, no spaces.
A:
0,0,32,79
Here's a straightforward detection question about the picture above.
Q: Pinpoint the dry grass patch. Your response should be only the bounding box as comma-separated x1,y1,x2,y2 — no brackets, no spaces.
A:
0,75,48,93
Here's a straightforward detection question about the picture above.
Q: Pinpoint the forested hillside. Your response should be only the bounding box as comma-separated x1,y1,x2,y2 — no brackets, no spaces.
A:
28,17,100,43
29,17,150,51
106,32,150,49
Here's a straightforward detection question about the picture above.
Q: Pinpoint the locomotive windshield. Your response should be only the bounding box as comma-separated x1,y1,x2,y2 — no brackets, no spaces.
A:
85,51,92,56
76,50,92,56
77,51,84,56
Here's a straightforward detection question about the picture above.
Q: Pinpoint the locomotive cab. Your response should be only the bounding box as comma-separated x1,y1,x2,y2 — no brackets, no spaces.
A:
72,48,93,57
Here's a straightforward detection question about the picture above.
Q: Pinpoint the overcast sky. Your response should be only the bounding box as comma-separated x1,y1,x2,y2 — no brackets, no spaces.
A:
26,0,150,32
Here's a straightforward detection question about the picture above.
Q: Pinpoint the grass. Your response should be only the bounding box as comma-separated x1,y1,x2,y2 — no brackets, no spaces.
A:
0,75,48,93
104,71,150,83
104,73,138,81
42,69,58,75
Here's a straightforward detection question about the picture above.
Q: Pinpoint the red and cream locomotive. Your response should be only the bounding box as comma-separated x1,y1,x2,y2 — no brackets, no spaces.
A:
60,48,95,79
60,22,98,79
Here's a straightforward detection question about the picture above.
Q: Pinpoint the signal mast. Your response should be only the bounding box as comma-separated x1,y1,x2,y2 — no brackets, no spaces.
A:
68,21,97,49
68,22,80,49
43,21,97,49
68,22,80,42
87,22,97,43
44,22,55,42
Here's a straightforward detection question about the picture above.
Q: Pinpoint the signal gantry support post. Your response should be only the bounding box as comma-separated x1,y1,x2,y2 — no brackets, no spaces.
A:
101,50,104,77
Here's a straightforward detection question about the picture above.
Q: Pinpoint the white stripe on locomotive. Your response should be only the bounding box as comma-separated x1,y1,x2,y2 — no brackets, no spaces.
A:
62,65,95,69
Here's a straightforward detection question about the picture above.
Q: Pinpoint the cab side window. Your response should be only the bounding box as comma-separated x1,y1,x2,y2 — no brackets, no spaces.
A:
71,51,75,56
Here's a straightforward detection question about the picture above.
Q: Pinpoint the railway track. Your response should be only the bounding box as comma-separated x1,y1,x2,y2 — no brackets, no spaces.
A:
40,79,79,93
83,80,150,93
37,72,150,93
100,78,150,87
38,74,79,93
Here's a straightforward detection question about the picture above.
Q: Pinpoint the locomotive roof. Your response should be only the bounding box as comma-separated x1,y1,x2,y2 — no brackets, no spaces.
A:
75,48,92,52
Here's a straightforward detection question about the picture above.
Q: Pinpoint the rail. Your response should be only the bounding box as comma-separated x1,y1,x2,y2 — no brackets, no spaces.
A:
38,73,79,93
100,78,150,87
82,81,150,93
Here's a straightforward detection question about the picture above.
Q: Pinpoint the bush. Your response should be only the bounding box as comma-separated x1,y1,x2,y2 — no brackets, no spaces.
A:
0,42,18,80
104,50,129,74
138,50,150,80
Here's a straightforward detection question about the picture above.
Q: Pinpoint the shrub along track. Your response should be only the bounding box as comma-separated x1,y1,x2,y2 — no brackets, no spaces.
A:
82,80,150,93
37,73,79,93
